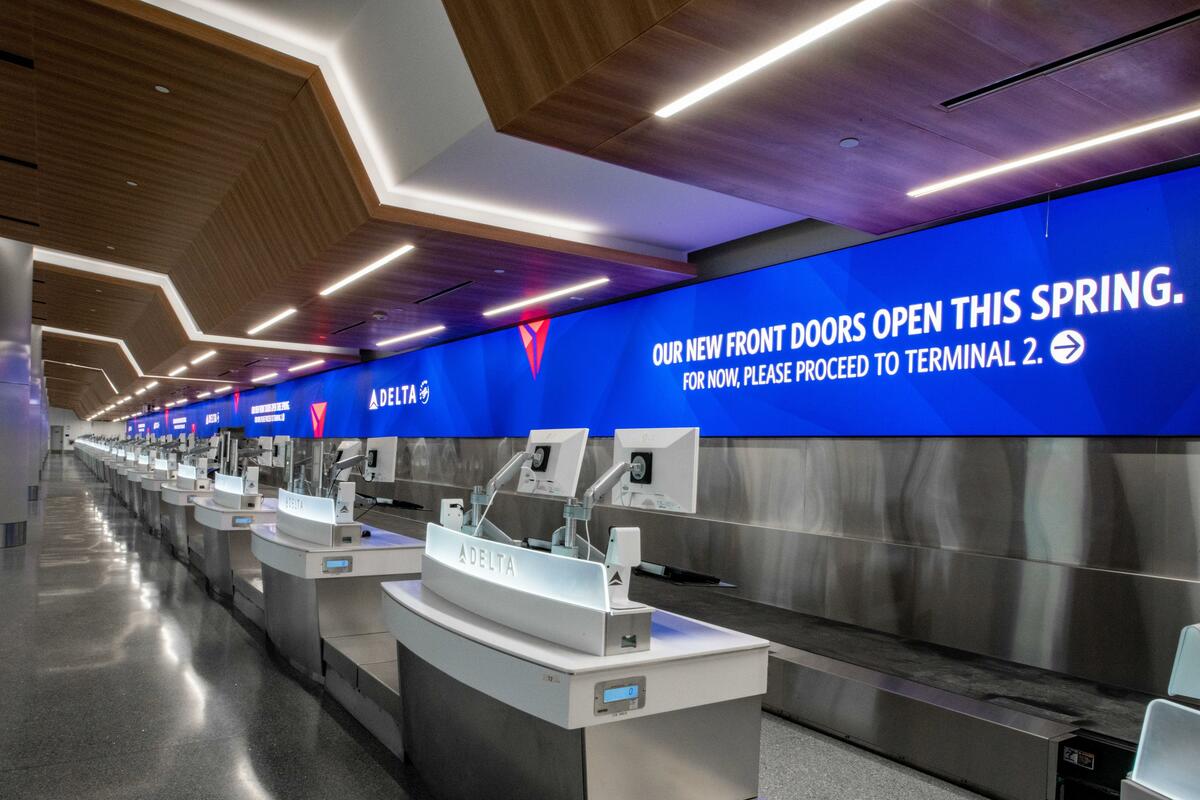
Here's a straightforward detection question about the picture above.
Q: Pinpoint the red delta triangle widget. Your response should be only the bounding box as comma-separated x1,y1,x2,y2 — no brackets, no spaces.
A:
518,319,550,378
310,401,328,438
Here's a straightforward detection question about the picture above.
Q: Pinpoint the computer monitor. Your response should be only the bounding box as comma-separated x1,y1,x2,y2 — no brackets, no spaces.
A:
271,435,290,467
517,428,588,498
610,427,699,513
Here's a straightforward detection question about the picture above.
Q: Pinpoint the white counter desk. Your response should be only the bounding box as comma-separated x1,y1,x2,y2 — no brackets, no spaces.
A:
193,494,277,600
160,473,213,565
251,511,423,758
381,523,769,800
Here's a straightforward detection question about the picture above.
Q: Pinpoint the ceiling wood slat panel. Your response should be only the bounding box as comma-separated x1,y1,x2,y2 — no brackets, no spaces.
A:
178,66,692,347
42,333,137,392
34,262,159,335
443,0,1200,233
0,160,39,224
122,295,190,374
170,80,373,331
31,262,359,413
0,61,37,165
29,0,310,267
19,0,694,417
440,0,688,128
0,1,34,59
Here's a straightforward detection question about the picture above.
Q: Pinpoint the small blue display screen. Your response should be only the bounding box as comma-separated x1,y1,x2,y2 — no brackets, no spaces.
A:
603,685,639,703
325,559,350,569
233,516,252,526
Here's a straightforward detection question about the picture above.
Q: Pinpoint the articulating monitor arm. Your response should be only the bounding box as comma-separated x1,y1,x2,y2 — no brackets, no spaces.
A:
469,450,533,527
561,453,651,553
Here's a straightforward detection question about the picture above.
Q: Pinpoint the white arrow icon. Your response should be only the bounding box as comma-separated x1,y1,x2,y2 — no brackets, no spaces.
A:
1050,330,1085,365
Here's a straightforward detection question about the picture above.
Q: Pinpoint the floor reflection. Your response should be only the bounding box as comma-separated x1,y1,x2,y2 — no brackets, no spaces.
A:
0,455,427,800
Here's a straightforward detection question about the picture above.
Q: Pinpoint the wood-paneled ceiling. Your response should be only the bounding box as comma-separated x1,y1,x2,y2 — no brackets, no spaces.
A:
442,0,1200,234
33,262,359,414
0,0,695,421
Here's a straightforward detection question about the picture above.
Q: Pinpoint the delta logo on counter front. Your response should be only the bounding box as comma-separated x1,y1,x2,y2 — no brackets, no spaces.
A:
309,401,327,438
519,319,550,378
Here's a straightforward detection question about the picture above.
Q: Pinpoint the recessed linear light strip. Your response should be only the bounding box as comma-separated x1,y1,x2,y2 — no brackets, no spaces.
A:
655,0,894,118
41,359,119,393
375,325,446,348
43,327,234,418
908,104,1200,198
134,2,693,253
250,372,278,383
320,245,413,296
247,308,297,336
190,350,216,365
482,277,609,318
288,358,325,373
32,248,356,356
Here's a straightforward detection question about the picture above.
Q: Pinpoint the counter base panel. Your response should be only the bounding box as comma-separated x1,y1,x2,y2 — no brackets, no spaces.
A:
325,668,404,759
232,570,265,631
202,528,257,601
324,634,404,759
262,564,413,685
398,644,761,800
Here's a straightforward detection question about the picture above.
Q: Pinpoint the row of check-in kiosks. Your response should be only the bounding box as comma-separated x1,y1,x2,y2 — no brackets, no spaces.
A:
74,432,1199,800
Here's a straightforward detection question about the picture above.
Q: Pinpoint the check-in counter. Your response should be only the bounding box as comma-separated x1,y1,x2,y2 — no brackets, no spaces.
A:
383,524,769,800
160,464,213,565
251,488,423,756
192,472,276,600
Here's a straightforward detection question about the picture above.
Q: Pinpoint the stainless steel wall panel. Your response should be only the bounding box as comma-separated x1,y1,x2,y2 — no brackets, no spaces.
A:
282,434,1200,695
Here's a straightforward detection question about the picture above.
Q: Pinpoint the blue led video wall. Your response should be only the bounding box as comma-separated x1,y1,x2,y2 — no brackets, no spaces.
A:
131,164,1200,439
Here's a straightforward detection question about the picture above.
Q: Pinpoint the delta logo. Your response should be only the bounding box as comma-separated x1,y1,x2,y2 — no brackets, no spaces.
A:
310,401,328,438
519,319,550,379
369,379,430,411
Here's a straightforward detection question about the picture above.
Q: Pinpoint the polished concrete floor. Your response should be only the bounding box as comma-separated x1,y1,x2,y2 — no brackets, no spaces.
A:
0,456,431,800
1,456,984,799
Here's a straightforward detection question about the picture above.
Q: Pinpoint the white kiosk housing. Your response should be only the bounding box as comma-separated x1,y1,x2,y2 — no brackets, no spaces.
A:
1123,624,1200,800
161,462,214,565
139,455,175,537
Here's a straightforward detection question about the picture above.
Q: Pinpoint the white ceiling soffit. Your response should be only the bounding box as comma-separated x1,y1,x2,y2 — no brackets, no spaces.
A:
34,248,358,356
143,0,801,258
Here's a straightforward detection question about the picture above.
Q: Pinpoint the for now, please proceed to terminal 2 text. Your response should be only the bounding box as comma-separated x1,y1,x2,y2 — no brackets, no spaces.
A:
654,267,1182,391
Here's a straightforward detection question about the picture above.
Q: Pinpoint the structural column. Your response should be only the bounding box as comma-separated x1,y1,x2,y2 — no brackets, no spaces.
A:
0,238,32,547
28,324,46,497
